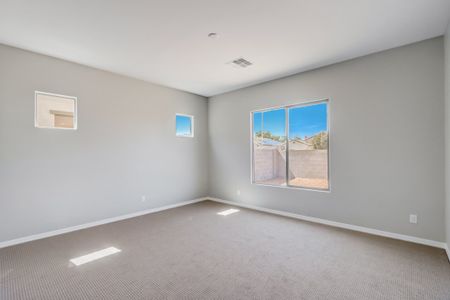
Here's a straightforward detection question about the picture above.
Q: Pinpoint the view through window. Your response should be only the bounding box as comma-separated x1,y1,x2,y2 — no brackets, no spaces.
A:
252,101,329,190
176,114,194,137
35,91,77,129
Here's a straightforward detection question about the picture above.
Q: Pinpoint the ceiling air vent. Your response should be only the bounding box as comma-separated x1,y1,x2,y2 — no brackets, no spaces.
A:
229,57,253,68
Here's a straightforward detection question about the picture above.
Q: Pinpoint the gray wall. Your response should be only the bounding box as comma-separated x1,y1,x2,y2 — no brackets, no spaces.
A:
208,37,445,242
1,37,446,244
254,147,286,181
0,44,208,243
445,24,450,246
288,150,328,179
254,148,327,181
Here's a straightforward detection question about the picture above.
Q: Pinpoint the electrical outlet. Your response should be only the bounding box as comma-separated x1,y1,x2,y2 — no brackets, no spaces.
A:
141,195,147,202
409,214,417,224
237,189,241,196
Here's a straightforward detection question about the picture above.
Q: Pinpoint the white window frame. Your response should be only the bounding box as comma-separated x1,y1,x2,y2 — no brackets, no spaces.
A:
250,99,330,192
175,113,194,138
34,91,78,130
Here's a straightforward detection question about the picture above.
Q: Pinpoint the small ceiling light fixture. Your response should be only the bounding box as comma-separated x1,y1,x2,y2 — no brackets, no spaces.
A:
208,32,218,39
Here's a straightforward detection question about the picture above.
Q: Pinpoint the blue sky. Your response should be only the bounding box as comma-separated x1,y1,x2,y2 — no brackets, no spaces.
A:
176,115,192,136
253,103,327,139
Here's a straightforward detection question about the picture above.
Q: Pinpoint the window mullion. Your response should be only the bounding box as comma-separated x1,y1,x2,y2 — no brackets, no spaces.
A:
285,107,289,187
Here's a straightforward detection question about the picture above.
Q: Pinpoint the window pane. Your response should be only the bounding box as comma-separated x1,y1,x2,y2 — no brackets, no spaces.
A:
176,115,193,137
288,102,328,189
35,92,76,129
253,108,286,186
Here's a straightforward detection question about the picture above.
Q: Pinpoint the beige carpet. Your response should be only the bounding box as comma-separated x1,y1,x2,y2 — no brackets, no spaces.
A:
1,200,449,299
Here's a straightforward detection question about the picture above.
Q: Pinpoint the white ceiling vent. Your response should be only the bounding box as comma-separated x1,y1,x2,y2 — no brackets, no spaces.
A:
229,57,253,68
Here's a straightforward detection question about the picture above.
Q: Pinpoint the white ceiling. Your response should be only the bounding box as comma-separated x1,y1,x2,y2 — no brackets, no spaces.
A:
1,0,449,97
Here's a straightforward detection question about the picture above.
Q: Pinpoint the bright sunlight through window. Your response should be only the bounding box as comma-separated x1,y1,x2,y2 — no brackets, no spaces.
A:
252,100,329,190
70,247,121,266
176,114,194,137
217,208,240,216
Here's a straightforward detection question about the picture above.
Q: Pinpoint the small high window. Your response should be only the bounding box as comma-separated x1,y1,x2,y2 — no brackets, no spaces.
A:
176,114,194,137
35,91,77,129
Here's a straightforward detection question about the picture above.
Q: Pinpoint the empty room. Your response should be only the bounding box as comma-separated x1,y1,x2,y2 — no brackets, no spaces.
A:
1,1,450,299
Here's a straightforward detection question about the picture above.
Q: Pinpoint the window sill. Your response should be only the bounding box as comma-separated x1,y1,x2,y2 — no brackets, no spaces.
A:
252,182,331,193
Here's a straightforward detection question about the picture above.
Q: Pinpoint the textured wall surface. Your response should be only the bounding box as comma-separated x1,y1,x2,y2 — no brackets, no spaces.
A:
0,44,209,242
288,150,327,179
0,37,446,245
209,38,445,241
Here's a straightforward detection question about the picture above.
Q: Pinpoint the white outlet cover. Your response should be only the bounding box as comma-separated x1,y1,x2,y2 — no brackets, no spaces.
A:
409,214,418,224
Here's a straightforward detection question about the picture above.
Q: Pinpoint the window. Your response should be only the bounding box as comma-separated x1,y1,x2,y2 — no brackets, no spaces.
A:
35,91,77,129
253,108,287,185
252,100,329,190
176,114,194,137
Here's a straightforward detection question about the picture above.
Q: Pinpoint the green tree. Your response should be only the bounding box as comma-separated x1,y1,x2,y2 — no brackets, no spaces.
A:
312,132,328,150
255,131,284,142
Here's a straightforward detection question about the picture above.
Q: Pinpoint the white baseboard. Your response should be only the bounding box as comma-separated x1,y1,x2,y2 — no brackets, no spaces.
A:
208,197,447,249
2,196,448,256
445,244,450,261
0,197,208,249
